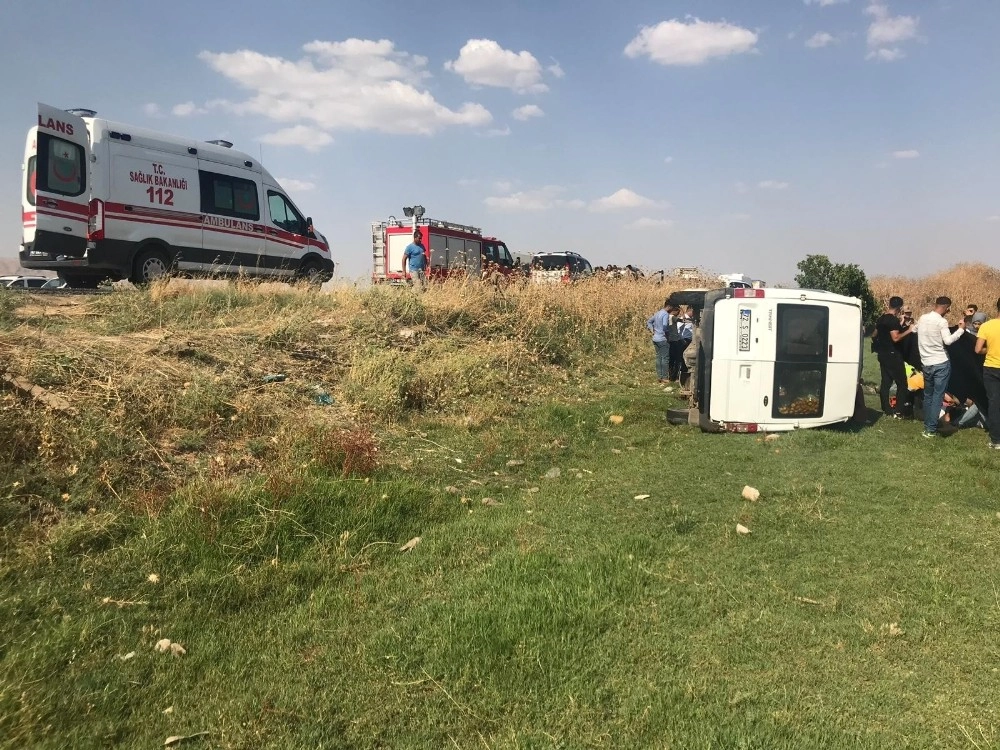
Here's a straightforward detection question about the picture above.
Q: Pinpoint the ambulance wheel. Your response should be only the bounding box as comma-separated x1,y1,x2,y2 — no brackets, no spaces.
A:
297,259,325,286
666,408,690,426
132,248,171,285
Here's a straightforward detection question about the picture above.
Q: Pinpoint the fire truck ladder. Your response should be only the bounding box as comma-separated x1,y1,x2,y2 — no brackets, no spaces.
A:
420,218,482,235
371,222,386,279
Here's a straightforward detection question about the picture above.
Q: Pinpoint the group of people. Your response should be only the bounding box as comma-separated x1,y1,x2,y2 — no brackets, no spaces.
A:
646,301,694,385
874,295,1000,447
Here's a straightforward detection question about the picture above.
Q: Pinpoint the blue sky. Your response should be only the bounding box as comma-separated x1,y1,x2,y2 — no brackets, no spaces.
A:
3,0,999,282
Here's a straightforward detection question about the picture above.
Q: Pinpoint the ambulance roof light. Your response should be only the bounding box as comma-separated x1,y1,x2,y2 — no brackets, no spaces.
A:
66,108,97,118
206,139,234,148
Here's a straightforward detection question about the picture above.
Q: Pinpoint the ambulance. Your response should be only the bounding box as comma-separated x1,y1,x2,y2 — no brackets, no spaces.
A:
695,287,863,433
21,104,334,288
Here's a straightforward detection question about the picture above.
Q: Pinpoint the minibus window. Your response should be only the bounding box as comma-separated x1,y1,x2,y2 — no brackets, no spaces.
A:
773,304,829,419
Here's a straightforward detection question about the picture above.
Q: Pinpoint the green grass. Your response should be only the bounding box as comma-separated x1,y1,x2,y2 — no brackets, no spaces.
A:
2,287,999,748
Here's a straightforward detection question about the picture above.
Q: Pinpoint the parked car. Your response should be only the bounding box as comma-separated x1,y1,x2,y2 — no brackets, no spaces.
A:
529,252,593,284
40,277,68,290
1,275,48,289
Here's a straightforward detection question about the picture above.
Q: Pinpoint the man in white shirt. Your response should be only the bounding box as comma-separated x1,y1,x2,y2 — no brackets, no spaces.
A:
916,296,966,437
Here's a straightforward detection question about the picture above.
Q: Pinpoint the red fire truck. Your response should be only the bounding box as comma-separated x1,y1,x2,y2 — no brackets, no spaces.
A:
371,215,518,284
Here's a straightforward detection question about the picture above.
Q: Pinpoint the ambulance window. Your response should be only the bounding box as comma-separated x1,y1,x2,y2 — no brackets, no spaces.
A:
267,192,305,235
26,156,37,206
198,171,259,220
36,134,84,197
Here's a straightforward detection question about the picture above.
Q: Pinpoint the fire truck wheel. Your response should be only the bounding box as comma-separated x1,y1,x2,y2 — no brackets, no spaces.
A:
666,408,690,426
132,248,171,285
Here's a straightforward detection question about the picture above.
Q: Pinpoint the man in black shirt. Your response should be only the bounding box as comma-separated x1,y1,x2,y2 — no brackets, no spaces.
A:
874,296,916,417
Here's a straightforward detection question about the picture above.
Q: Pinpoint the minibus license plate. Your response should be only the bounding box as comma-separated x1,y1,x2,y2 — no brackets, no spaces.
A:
738,308,751,351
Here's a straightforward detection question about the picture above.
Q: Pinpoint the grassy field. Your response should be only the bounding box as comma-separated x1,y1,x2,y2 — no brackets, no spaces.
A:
1,276,998,749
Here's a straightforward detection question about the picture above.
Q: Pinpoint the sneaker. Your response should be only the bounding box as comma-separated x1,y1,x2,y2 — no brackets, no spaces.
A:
922,431,936,438
989,442,1000,450
891,413,903,420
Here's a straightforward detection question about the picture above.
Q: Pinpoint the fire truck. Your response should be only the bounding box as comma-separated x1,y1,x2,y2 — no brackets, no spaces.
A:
371,214,518,284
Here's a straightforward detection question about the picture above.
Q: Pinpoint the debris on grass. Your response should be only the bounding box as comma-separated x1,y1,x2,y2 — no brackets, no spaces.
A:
506,459,525,467
399,536,421,553
1,372,74,413
884,622,904,637
741,486,761,502
481,498,501,507
794,596,823,606
764,434,780,442
154,639,186,656
118,651,136,662
736,524,752,535
261,373,286,383
543,467,561,480
609,415,624,425
164,731,209,746
147,573,160,584
633,494,651,500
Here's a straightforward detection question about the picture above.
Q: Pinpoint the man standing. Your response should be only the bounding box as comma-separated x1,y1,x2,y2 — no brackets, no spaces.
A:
666,305,685,382
402,231,427,291
916,296,966,437
874,296,915,418
974,297,1000,449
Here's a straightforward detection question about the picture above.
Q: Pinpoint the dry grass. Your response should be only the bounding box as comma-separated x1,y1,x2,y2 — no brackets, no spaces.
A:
870,263,1000,315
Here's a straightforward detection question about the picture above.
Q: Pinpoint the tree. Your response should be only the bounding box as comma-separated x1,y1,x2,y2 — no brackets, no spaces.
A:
794,254,879,327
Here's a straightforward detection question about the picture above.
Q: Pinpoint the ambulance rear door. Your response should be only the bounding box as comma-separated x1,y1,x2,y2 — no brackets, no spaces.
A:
29,104,92,259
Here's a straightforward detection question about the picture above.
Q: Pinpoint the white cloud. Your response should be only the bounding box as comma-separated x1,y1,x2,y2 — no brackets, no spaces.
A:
143,103,162,118
804,0,849,6
547,61,565,78
805,32,837,48
485,125,511,137
199,39,492,140
735,181,749,194
445,39,550,94
892,149,919,159
987,215,1000,223
172,101,207,117
512,104,544,121
758,180,790,190
865,3,919,61
664,156,674,164
484,185,583,212
276,178,317,192
589,188,663,212
260,125,334,151
627,217,675,229
624,18,758,66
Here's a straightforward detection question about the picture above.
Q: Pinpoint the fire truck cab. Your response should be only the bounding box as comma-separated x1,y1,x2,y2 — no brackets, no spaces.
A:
372,216,517,284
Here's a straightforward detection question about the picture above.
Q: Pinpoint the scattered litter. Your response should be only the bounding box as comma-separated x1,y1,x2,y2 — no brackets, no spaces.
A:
162,706,174,715
1,373,74,413
575,472,584,479
884,622,903,637
764,434,780,442
444,486,459,495
663,387,674,393
525,487,539,494
399,536,421,553
609,415,624,425
633,494,651,500
611,448,622,454
147,573,160,584
118,651,136,662
397,328,417,340
261,373,286,383
164,732,209,746
312,387,334,406
460,497,470,505
154,639,186,657
101,597,148,608
794,596,823,606
736,524,752,535
454,458,463,464
481,498,501,507
741,486,761,502
506,459,525,467
543,468,561,480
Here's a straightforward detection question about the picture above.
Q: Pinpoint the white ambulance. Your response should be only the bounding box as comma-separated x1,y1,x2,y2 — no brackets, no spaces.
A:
21,104,333,288
695,287,863,433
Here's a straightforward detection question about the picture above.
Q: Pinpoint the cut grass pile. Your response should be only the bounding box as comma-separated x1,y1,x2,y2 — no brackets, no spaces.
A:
1,275,998,749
